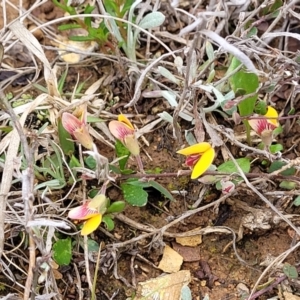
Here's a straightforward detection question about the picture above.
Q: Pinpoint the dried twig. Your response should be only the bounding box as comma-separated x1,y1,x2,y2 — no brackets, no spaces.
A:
0,95,36,300
173,33,200,145
109,192,232,248
248,241,300,299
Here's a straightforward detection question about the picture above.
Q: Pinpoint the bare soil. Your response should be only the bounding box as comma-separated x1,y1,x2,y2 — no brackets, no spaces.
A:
1,0,300,300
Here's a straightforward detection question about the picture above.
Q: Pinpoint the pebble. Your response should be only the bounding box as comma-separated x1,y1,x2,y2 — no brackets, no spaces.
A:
28,25,43,40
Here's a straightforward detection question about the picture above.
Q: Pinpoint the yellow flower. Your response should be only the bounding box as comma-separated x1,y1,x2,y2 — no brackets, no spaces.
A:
109,114,140,156
68,194,107,235
177,142,215,179
264,106,279,127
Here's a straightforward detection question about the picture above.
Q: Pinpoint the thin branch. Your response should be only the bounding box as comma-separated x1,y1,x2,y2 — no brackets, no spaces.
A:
0,93,36,300
108,192,233,248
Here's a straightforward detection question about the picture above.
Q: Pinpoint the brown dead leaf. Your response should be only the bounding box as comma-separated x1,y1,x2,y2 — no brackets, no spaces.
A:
135,270,191,300
158,245,183,273
172,242,200,262
282,291,300,300
176,228,202,246
52,269,63,280
54,35,97,63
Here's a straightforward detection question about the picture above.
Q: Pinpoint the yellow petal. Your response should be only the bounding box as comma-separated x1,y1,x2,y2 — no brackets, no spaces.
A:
191,147,215,179
118,114,134,130
81,214,102,235
264,106,278,127
177,142,211,156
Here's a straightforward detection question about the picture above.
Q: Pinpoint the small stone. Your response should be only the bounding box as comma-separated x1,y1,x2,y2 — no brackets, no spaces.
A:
28,25,43,40
236,282,250,297
200,280,206,287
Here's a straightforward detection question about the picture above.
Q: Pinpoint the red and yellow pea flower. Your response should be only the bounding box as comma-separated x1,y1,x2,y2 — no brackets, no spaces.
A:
62,105,93,150
177,142,215,179
109,114,140,156
109,114,145,173
68,194,107,235
248,106,279,147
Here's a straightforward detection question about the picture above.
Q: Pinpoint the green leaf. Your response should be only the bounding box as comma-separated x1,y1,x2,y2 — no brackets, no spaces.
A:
146,167,163,174
288,107,295,115
53,238,72,265
84,16,92,28
158,66,180,85
273,126,283,136
261,0,282,16
88,189,100,198
87,116,104,123
68,155,81,183
148,180,174,201
33,83,48,93
269,144,283,154
255,101,267,115
279,181,296,190
293,196,300,207
85,156,96,170
78,238,100,252
58,118,75,156
205,41,215,61
121,169,134,175
58,24,82,31
138,12,165,29
0,126,13,133
282,264,298,279
109,164,121,174
121,0,135,16
121,183,148,206
106,201,126,213
84,4,95,14
247,26,258,38
58,66,68,94
87,239,100,252
217,158,251,174
69,35,96,42
69,155,81,168
115,140,130,171
228,57,259,144
269,142,283,153
102,215,115,231
124,178,151,188
103,0,118,15
268,161,296,176
228,57,259,117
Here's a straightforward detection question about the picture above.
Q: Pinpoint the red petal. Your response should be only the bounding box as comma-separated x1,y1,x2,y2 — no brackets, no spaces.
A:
109,120,134,141
249,116,277,135
185,154,200,167
68,202,98,220
62,112,82,136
